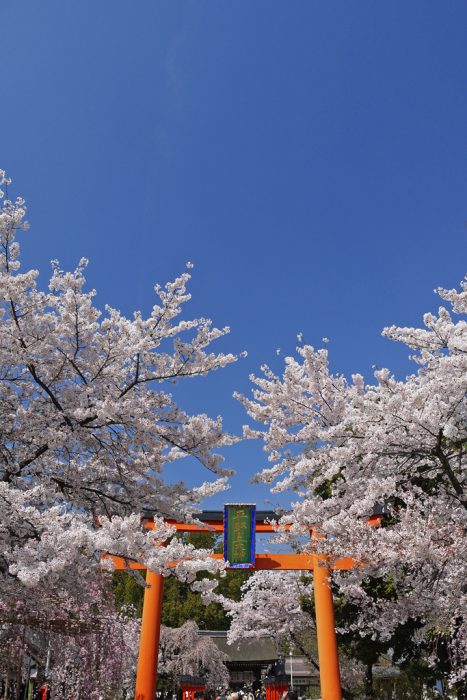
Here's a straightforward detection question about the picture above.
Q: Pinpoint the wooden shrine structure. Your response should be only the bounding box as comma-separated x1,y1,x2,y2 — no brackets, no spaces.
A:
108,508,380,700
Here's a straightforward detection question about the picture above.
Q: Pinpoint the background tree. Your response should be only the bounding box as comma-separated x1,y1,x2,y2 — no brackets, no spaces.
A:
212,569,457,699
0,571,140,700
113,532,252,629
159,620,230,691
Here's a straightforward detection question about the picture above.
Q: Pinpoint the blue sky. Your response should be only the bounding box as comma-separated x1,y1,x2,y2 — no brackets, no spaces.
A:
1,1,466,511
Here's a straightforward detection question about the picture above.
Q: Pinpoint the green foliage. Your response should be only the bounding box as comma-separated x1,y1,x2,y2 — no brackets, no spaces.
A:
216,568,251,602
314,472,343,500
162,532,251,629
182,531,220,551
161,576,226,629
112,530,252,630
112,570,145,617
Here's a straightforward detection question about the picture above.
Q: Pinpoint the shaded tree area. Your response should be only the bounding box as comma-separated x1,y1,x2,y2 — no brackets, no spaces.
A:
0,573,140,700
112,532,252,629
319,575,460,699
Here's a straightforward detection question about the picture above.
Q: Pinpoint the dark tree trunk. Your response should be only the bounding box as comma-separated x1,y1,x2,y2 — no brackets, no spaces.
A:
3,669,9,700
363,663,374,700
14,667,21,700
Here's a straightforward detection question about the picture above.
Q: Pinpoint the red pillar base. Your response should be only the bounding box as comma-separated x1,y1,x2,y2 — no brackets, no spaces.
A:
264,676,289,700
179,676,206,700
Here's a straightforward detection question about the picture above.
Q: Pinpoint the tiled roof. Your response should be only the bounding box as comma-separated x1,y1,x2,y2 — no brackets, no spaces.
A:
199,631,278,662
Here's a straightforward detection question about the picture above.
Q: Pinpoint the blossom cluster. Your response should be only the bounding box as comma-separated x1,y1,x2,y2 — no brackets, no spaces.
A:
238,276,466,683
0,170,239,589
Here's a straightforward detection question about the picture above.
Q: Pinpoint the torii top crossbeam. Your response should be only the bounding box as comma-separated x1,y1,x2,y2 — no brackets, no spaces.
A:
110,509,380,572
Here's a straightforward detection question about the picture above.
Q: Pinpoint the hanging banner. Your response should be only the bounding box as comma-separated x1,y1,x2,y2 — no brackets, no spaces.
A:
223,503,256,568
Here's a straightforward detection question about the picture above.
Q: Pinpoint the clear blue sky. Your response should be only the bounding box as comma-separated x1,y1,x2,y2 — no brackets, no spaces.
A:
1,1,466,510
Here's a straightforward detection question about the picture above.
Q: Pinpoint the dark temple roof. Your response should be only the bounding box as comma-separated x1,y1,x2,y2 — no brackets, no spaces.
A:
142,509,282,523
197,510,280,523
199,631,278,663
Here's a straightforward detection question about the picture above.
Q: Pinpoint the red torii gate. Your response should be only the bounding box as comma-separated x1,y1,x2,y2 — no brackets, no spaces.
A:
109,509,380,700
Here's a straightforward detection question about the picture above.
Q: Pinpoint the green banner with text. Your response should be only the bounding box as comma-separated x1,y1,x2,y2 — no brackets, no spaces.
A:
224,504,256,568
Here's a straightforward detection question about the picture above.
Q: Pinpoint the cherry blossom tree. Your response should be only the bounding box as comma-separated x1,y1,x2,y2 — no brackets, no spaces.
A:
159,620,229,690
209,569,394,698
0,572,140,700
46,608,140,700
212,569,460,699
0,168,242,592
217,570,313,652
237,279,467,692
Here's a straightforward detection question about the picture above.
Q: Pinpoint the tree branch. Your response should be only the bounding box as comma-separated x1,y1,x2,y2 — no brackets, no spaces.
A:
432,430,467,509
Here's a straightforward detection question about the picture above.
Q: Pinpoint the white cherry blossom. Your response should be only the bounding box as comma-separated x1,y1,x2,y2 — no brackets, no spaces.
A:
238,277,467,685
0,169,237,589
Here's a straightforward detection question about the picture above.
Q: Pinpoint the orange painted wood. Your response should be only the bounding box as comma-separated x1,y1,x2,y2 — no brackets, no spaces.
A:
134,570,164,700
222,553,356,570
313,565,342,700
142,515,381,534
104,552,357,571
107,511,379,700
104,555,146,570
330,556,358,570
143,519,292,533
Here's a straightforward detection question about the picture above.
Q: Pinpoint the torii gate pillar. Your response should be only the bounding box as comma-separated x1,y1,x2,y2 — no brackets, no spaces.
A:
135,570,164,700
313,565,342,700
